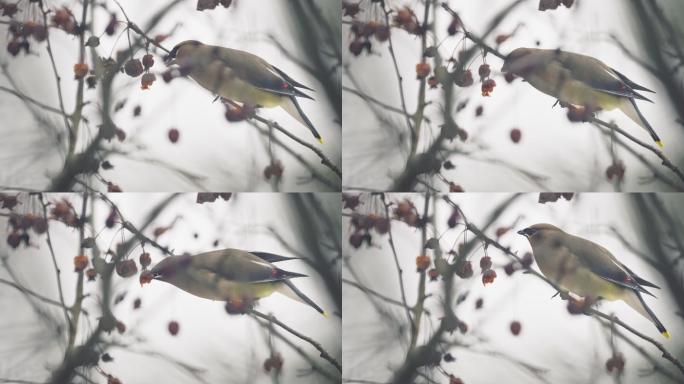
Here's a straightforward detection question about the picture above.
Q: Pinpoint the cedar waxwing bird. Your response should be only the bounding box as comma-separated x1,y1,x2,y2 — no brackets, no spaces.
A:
141,249,326,316
164,40,323,144
517,223,669,338
502,47,663,148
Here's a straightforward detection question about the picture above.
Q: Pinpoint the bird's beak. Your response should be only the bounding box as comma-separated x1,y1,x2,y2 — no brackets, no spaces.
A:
516,229,527,236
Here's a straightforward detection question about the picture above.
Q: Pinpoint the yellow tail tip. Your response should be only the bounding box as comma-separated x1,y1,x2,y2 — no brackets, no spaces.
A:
656,141,664,149
322,311,329,318
662,330,670,339
317,137,324,145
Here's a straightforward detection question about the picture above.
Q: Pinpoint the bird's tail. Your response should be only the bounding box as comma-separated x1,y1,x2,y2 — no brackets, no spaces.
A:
278,280,327,316
618,99,663,148
623,290,669,338
281,96,324,144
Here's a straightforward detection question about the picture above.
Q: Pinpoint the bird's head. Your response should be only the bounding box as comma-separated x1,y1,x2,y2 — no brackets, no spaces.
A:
517,223,561,242
501,47,539,76
140,254,192,286
164,40,202,66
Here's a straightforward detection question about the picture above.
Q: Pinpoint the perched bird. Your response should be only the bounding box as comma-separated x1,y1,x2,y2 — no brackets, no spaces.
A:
518,223,669,338
141,248,326,316
165,40,323,144
502,47,663,148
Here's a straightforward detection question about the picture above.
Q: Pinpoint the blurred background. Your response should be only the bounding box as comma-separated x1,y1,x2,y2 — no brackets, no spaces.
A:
343,0,684,191
0,0,341,192
0,192,341,383
343,192,684,383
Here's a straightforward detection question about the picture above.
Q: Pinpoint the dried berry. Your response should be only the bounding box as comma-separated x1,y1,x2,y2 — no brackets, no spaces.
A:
86,268,97,281
455,260,473,278
454,69,473,87
481,78,496,96
264,161,284,180
605,353,625,373
85,36,100,47
482,269,497,285
478,64,491,79
449,183,464,192
124,59,144,77
115,259,138,278
263,353,283,373
142,53,154,69
105,13,118,35
479,256,492,271
428,268,439,281
140,72,156,90
139,252,151,268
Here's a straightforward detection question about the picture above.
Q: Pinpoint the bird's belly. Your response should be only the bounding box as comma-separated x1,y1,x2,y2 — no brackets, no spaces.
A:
536,254,623,299
189,71,281,107
173,277,281,301
527,75,621,110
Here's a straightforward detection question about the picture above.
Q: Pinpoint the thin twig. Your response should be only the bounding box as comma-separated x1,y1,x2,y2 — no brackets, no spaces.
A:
250,310,341,372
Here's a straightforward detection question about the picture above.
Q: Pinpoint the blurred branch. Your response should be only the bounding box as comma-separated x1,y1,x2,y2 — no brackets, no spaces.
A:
0,277,74,311
591,117,684,187
250,310,341,373
0,85,70,117
379,193,414,333
251,113,341,179
252,316,339,382
597,318,681,382
378,0,415,146
38,193,70,330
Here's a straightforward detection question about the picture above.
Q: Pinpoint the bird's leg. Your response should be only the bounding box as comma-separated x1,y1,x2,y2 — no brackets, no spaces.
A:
552,99,560,108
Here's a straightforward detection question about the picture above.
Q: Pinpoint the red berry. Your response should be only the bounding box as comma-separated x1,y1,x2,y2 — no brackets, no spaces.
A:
415,255,431,272
168,320,179,335
510,128,522,143
510,320,522,335
168,128,180,143
74,255,88,272
475,298,483,309
482,269,497,285
416,62,431,79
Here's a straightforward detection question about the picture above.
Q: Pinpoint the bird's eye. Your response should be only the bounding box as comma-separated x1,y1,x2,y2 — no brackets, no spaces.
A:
518,227,538,237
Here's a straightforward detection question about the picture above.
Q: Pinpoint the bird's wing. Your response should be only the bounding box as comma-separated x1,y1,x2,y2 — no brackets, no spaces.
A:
207,46,313,99
191,249,306,284
249,251,300,263
556,52,653,102
570,235,655,296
